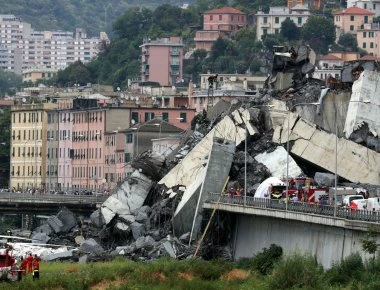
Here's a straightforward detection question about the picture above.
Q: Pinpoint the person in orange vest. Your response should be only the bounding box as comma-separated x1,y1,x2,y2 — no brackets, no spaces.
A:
26,253,33,274
20,256,28,276
32,254,40,280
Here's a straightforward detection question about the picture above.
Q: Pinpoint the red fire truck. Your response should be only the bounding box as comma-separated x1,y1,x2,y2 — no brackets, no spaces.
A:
283,177,329,203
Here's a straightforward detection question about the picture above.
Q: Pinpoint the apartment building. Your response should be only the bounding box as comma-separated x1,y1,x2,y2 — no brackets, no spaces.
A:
334,7,374,39
194,7,247,51
10,103,56,191
0,15,109,75
140,37,184,87
9,95,194,192
356,23,380,56
256,6,310,41
347,0,380,16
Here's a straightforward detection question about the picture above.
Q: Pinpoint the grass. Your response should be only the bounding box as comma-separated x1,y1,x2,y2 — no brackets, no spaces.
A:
0,257,263,290
1,252,378,290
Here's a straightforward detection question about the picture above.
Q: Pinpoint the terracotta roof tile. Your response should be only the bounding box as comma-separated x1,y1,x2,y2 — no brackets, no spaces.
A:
359,55,380,60
205,7,245,14
334,6,374,15
320,54,342,61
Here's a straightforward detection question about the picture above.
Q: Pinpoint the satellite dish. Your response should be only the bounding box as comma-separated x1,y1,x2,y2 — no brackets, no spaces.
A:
172,86,176,90
120,100,124,104
130,96,134,101
125,96,129,100
117,87,120,91
131,119,136,125
22,98,26,103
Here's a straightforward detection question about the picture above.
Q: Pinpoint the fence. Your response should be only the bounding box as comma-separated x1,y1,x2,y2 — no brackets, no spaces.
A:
206,192,380,223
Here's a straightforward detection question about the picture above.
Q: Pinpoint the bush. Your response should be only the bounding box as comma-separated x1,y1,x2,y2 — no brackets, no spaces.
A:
324,253,364,286
266,252,324,290
237,244,283,275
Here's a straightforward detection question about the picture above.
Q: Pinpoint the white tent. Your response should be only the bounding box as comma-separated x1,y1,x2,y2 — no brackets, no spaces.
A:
254,177,285,198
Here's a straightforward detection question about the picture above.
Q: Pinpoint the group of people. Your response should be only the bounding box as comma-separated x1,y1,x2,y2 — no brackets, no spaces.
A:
227,187,244,197
17,253,40,281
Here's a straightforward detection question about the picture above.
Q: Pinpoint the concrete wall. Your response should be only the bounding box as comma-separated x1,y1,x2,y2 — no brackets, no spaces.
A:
233,214,373,269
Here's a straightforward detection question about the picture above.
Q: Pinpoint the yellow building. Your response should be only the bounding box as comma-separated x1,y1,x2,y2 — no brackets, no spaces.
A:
22,68,57,83
10,103,57,191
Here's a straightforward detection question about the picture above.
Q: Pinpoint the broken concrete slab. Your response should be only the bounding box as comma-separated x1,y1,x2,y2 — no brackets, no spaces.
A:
274,115,380,185
130,222,145,240
314,172,335,187
90,209,105,228
187,138,235,240
47,216,64,234
33,223,53,237
79,238,104,256
101,170,154,225
254,146,303,179
135,235,156,250
56,207,77,233
344,70,380,138
41,249,75,261
31,232,50,244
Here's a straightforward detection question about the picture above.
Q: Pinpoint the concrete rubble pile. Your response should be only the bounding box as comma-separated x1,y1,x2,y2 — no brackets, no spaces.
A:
28,51,380,263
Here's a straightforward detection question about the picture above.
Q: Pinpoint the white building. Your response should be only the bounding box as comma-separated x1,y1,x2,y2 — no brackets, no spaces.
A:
255,5,310,41
0,15,109,75
347,0,380,16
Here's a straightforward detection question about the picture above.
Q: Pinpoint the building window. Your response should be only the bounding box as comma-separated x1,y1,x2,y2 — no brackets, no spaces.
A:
144,112,155,121
124,153,131,163
370,42,374,48
275,17,279,24
275,29,279,34
364,3,367,9
126,133,133,143
162,112,169,121
298,17,302,25
350,25,354,31
131,112,139,124
363,32,367,38
364,16,368,24
210,15,213,21
219,15,222,21
263,17,267,24
180,112,186,123
363,42,367,48
350,15,354,21
263,28,267,35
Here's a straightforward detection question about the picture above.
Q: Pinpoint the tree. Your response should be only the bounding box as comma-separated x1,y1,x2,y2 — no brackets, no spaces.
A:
301,16,336,54
361,227,378,261
281,18,300,41
338,33,358,51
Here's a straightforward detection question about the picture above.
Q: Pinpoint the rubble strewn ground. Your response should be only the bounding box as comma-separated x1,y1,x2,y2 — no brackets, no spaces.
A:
17,53,380,263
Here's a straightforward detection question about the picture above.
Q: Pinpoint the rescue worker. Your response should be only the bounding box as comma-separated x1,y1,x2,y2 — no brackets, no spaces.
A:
26,253,34,274
32,254,40,280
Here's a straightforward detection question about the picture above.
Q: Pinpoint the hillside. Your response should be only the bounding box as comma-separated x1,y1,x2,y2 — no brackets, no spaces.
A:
0,0,194,36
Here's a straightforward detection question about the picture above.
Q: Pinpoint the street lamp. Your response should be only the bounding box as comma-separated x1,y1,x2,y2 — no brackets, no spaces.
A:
333,99,371,217
285,102,320,211
47,137,54,193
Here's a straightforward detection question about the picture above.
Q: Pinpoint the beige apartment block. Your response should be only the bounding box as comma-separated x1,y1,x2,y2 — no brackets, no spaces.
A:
256,5,310,41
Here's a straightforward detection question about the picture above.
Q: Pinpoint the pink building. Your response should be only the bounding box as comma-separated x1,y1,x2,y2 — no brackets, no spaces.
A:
334,7,374,39
203,7,247,31
195,7,247,51
140,37,184,86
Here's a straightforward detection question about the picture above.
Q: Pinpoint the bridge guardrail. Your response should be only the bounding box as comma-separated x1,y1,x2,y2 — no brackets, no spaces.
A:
0,192,109,204
206,192,380,223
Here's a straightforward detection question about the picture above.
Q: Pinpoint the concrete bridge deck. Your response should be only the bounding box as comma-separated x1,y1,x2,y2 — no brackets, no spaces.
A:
0,192,108,214
204,193,380,232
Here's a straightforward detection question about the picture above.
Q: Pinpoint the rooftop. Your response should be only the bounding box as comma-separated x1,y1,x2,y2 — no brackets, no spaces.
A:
335,6,375,15
205,7,245,14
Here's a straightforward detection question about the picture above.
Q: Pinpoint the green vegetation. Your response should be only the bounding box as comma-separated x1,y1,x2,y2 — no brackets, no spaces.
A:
3,245,380,289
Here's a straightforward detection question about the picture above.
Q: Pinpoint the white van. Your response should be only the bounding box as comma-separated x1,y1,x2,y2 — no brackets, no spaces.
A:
342,195,364,207
367,197,380,212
